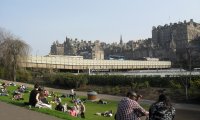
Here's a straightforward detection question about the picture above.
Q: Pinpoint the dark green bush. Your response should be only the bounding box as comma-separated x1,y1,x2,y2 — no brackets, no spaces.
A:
41,73,88,89
16,69,33,82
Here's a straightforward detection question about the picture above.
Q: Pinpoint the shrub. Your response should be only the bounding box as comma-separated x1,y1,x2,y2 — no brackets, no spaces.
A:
191,79,200,89
16,69,32,82
169,80,182,89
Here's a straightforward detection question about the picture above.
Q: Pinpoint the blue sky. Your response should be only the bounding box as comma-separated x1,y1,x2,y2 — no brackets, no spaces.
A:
0,0,200,55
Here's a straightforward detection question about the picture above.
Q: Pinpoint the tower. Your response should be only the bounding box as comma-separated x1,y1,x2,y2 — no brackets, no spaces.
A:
120,35,123,45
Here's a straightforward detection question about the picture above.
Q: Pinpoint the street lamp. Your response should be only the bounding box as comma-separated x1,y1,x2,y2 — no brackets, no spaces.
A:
185,44,192,101
36,50,39,68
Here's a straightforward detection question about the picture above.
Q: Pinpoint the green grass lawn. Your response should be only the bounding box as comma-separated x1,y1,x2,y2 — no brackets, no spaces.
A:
0,83,149,120
0,84,119,120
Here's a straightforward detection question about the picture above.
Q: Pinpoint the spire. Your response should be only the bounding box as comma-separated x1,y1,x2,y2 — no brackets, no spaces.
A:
120,35,123,45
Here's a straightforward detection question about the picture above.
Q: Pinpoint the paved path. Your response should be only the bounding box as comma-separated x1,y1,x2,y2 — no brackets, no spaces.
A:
1,79,200,120
0,101,63,120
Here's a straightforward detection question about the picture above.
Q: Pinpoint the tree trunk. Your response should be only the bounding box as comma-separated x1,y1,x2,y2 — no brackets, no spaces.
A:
13,63,16,81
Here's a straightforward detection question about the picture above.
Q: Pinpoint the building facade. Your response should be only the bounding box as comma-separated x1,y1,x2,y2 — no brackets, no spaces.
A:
151,19,200,61
20,55,171,71
50,19,200,66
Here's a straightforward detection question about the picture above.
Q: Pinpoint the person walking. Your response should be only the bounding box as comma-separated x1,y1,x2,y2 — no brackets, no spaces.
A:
115,91,149,120
70,89,76,100
149,94,175,120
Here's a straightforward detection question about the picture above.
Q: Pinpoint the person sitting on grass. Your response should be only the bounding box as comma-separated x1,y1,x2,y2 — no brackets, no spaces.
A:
9,82,16,86
18,84,27,93
51,94,62,104
74,101,81,116
149,94,175,120
80,102,86,118
55,95,62,104
115,91,149,120
73,98,82,104
55,101,68,112
69,106,78,117
43,89,49,97
35,88,52,109
55,102,64,112
39,89,49,104
63,102,68,112
12,86,24,100
24,83,39,107
0,82,9,96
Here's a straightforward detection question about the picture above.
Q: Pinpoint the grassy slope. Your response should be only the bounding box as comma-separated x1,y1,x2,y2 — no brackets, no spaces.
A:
0,84,119,120
0,83,149,120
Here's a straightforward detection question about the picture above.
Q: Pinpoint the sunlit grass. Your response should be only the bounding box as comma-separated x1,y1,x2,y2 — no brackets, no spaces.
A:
0,83,118,120
0,82,149,120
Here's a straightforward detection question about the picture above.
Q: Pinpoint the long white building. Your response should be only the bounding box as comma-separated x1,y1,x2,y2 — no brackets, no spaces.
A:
19,55,171,70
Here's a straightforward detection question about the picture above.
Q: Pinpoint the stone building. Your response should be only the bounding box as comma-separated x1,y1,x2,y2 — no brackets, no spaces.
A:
51,36,104,59
92,40,104,60
64,37,77,56
50,19,200,67
50,41,64,55
151,19,200,62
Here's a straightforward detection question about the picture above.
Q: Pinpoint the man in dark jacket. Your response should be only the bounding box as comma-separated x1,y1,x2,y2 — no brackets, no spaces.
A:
28,83,39,106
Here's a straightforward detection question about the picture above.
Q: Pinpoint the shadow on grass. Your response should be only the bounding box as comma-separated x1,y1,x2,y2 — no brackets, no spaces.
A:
10,101,26,107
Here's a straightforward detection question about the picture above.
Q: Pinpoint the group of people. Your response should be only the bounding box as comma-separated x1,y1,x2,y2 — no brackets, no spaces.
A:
27,84,175,120
0,82,26,98
115,91,175,120
24,83,86,118
67,101,86,118
12,85,28,100
25,83,52,109
52,91,86,118
1,81,175,120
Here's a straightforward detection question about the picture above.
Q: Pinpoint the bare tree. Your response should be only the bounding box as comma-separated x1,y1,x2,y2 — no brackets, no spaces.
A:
0,28,30,81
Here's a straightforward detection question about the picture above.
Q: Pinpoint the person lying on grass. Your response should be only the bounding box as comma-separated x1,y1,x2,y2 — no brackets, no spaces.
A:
95,110,113,117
